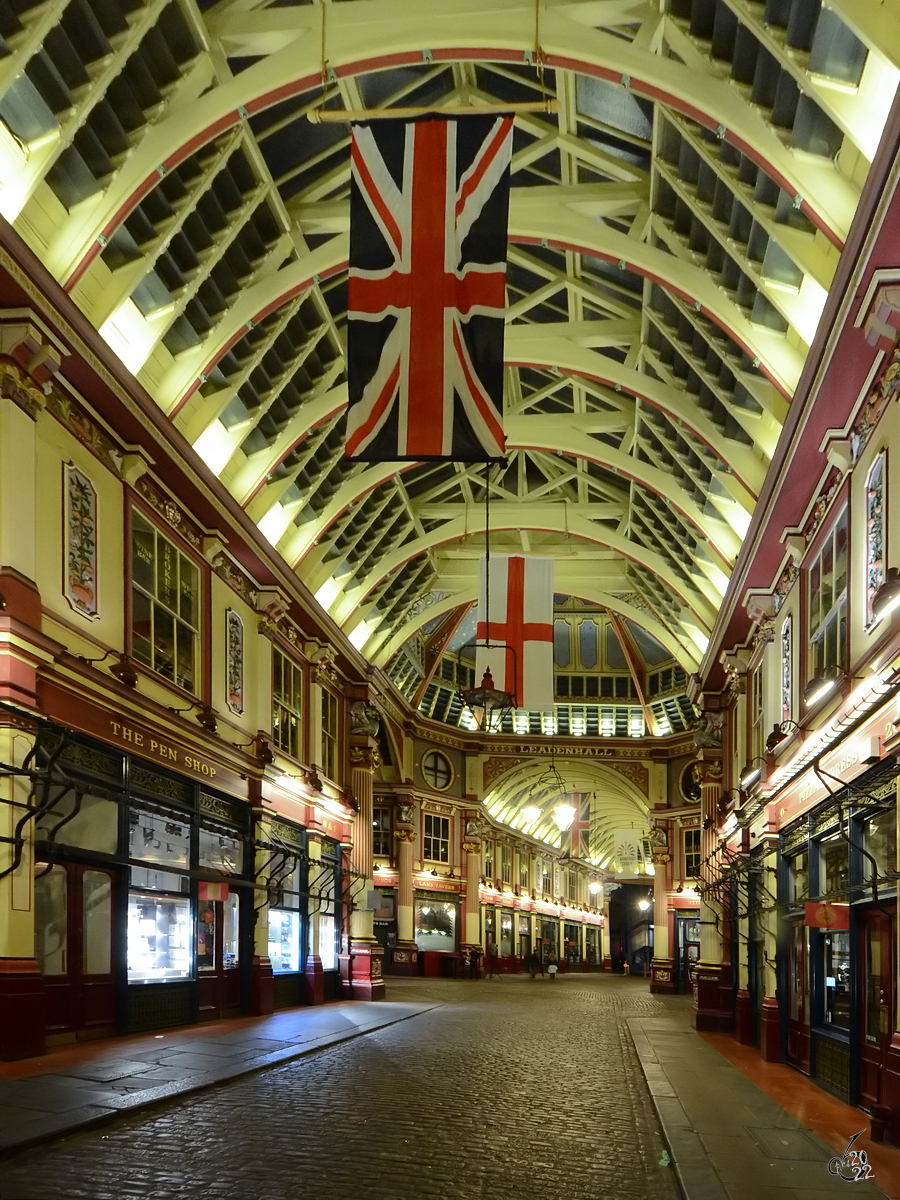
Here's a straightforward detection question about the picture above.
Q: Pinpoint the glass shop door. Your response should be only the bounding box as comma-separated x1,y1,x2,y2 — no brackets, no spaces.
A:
859,905,895,1111
197,891,242,1020
34,862,117,1041
786,919,810,1073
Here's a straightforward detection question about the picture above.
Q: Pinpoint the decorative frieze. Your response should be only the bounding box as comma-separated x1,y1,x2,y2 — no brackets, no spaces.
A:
226,609,244,715
64,463,99,620
136,477,201,548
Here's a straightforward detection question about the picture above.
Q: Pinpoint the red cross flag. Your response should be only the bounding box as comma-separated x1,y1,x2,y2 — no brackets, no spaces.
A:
476,555,554,711
345,115,512,462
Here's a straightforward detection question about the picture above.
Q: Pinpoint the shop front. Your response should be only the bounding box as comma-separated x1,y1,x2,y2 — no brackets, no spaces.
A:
538,917,559,965
564,922,583,971
674,911,700,994
586,926,600,969
33,733,253,1039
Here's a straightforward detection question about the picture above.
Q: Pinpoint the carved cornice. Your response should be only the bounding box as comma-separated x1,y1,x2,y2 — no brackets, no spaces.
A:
136,476,202,548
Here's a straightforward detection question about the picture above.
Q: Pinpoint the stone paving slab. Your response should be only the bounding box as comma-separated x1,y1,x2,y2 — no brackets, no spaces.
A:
0,999,439,1157
629,1016,888,1200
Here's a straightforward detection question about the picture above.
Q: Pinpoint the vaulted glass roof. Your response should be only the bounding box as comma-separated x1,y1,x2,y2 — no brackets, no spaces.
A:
1,0,896,728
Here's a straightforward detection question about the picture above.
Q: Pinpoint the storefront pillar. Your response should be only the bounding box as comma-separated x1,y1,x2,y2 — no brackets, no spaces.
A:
735,913,753,1045
0,724,44,1059
692,751,733,1032
304,838,324,1005
879,778,900,1142
342,740,384,1000
248,841,274,1016
461,837,482,950
602,902,619,974
650,850,675,995
388,822,418,974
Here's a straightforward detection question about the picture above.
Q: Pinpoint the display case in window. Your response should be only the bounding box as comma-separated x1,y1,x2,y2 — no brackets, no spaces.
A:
223,892,239,969
198,903,216,971
268,909,301,974
128,894,192,983
129,809,191,893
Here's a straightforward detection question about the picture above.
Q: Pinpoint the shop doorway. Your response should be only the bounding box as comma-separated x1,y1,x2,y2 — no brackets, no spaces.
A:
859,905,896,1110
786,919,810,1073
34,861,118,1042
197,891,242,1021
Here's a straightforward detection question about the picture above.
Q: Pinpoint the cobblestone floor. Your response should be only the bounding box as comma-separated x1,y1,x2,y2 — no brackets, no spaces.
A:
0,974,685,1200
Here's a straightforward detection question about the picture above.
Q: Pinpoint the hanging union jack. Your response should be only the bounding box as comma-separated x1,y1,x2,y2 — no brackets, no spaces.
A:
345,115,513,462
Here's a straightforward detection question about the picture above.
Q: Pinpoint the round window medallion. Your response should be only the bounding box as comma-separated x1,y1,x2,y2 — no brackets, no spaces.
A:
422,750,453,791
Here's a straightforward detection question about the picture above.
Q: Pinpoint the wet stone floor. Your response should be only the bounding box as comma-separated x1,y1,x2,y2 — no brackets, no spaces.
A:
0,974,684,1200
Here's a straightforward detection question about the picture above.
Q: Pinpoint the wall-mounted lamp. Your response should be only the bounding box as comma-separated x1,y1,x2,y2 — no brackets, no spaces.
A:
739,757,766,789
168,701,218,735
78,648,138,688
764,719,801,752
803,670,842,708
872,567,900,625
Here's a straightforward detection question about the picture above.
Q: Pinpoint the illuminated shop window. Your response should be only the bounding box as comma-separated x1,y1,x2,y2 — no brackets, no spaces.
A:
823,931,850,1030
129,808,190,893
423,813,450,863
273,647,302,759
268,855,304,974
128,894,192,983
131,509,199,693
415,899,457,951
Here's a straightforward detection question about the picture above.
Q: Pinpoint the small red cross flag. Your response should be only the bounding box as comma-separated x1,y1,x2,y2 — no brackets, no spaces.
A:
475,555,554,711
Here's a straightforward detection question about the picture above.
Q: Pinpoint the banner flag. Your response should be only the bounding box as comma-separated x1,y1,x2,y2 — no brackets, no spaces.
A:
475,554,554,711
346,115,512,462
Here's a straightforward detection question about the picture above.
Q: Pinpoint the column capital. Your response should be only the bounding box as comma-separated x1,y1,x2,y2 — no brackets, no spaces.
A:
349,743,382,772
462,840,481,855
395,827,416,843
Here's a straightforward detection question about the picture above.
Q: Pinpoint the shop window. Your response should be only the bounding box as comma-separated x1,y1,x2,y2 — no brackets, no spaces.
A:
415,898,457,950
484,840,494,878
423,813,450,863
36,790,117,856
683,828,701,878
128,894,192,983
273,647,302,760
499,909,513,955
313,843,340,970
321,688,339,781
501,845,512,882
131,509,199,693
373,806,392,857
222,892,239,969
541,863,551,895
422,750,452,790
866,453,885,624
864,811,897,882
823,930,851,1029
818,832,849,897
83,870,112,976
198,828,243,875
567,871,577,902
787,850,809,904
268,855,304,974
34,866,67,975
808,510,848,680
129,809,191,893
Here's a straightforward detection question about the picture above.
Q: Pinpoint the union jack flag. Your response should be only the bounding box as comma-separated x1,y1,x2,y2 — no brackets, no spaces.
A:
563,793,592,859
345,116,512,462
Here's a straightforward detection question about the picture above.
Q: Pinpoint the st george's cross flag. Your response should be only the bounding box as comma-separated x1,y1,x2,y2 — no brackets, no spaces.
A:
475,555,554,711
345,115,513,461
563,793,593,859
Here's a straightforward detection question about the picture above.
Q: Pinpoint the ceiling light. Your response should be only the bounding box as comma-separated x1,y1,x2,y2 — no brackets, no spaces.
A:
521,805,541,823
553,804,576,832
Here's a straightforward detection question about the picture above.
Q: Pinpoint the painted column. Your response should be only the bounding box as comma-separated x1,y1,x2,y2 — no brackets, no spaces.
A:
342,730,384,1000
304,837,324,1005
461,837,482,951
692,750,733,1032
650,814,675,994
389,805,418,974
601,897,612,971
877,777,900,1140
248,836,274,1015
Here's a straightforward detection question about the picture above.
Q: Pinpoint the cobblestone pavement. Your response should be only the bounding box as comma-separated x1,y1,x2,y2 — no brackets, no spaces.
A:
0,974,685,1200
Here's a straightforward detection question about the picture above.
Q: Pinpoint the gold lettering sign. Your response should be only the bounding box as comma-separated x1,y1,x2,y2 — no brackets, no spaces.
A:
109,720,218,779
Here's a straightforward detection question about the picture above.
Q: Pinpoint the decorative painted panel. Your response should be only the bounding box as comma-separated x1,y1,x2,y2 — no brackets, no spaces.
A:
226,609,244,715
781,615,792,724
866,453,885,623
64,463,99,619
